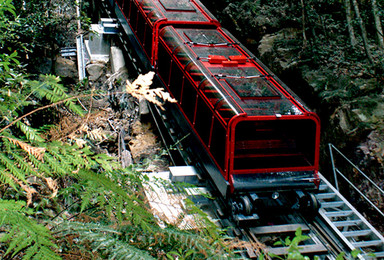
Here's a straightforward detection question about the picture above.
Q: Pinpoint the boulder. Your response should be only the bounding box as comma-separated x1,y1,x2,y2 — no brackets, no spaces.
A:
54,57,78,79
86,62,106,81
258,28,300,71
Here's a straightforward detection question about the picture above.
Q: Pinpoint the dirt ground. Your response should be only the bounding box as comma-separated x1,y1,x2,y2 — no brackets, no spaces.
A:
77,60,171,173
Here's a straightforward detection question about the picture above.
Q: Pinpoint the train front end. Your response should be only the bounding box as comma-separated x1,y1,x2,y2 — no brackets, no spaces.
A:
229,117,320,194
222,71,321,219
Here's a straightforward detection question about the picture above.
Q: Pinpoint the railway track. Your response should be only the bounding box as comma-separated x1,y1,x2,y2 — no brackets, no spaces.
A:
145,164,384,259
91,1,384,258
146,99,384,259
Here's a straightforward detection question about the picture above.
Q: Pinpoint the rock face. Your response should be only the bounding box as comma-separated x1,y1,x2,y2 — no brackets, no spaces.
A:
257,29,384,170
54,57,78,79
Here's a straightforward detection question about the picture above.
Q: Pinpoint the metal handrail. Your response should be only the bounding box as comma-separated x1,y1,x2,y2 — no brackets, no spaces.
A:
328,143,384,218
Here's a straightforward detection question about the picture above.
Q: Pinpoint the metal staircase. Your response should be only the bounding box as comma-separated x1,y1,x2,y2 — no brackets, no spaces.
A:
317,173,384,259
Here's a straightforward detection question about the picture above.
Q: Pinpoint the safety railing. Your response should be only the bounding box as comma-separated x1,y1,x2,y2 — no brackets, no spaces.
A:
328,143,384,219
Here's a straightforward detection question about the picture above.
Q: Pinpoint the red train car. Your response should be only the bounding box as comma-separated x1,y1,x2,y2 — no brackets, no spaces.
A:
108,0,321,217
111,0,219,63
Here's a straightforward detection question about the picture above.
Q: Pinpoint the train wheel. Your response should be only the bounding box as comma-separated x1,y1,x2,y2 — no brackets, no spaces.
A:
230,196,253,216
300,193,320,214
309,193,320,212
241,196,252,215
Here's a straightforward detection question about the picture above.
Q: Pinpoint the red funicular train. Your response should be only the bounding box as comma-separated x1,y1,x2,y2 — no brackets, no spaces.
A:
107,0,321,218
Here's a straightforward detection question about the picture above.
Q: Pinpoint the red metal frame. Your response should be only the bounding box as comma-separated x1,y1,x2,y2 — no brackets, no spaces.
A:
114,0,321,193
115,0,220,65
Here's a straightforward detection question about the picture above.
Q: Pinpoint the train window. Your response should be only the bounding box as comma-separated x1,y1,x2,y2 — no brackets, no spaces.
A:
185,62,205,85
194,98,213,145
148,10,162,23
168,63,184,101
209,118,226,172
174,46,191,67
143,23,152,56
192,47,239,59
157,42,172,86
160,27,182,55
129,3,139,31
225,78,280,99
215,99,240,124
123,0,130,17
199,79,219,107
159,0,195,11
181,79,197,122
241,99,303,116
210,67,262,77
136,11,146,43
232,120,316,171
184,30,227,45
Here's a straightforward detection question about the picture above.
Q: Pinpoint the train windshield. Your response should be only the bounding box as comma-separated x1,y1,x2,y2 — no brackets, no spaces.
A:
232,119,317,173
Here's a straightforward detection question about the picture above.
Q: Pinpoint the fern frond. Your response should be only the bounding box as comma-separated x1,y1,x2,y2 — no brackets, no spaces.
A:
0,199,61,260
125,72,177,110
12,152,37,175
93,153,120,172
77,169,154,224
28,153,52,175
15,120,45,143
0,165,16,187
55,221,155,260
30,75,85,116
43,152,68,176
121,224,233,259
0,152,27,183
5,136,46,160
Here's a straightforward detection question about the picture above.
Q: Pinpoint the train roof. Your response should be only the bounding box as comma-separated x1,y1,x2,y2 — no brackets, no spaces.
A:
158,26,312,125
134,0,219,25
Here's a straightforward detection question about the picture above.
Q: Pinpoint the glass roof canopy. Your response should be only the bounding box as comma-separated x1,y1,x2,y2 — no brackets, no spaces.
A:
159,26,306,123
136,0,218,24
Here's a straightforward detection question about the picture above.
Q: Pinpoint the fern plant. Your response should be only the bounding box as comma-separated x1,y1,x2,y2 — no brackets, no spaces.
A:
53,166,236,259
0,199,61,259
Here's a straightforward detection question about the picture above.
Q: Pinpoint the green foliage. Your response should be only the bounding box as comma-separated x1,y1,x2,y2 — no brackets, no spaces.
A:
0,0,18,45
54,168,234,259
77,167,154,224
269,228,365,260
4,0,79,63
336,249,365,260
55,221,155,260
0,199,61,259
270,227,311,260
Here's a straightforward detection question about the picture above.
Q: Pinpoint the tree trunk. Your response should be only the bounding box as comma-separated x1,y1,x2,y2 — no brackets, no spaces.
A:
344,0,357,47
372,0,384,49
351,0,374,64
300,0,308,48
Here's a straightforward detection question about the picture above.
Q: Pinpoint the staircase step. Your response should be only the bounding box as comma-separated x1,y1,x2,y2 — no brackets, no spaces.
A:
352,240,383,248
333,219,363,228
321,201,345,208
324,210,353,218
342,229,372,237
316,192,336,200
